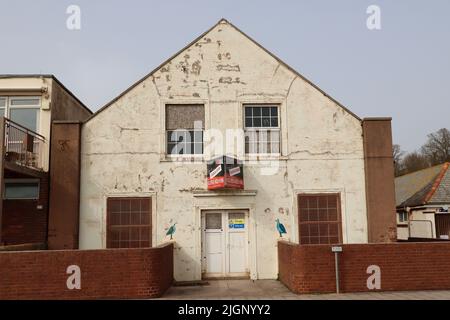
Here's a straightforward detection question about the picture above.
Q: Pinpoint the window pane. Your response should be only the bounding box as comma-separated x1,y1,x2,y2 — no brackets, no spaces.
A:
246,131,256,142
10,108,39,132
167,131,175,142
270,142,280,154
258,130,268,142
167,143,177,154
271,107,278,116
262,117,271,127
229,212,244,220
245,107,252,117
206,213,222,229
271,117,278,127
245,117,253,128
171,144,181,154
10,98,40,106
184,131,193,143
167,130,185,143
0,98,5,108
4,182,39,199
182,142,193,154
194,143,203,154
253,107,261,116
193,130,203,143
253,117,261,127
270,130,280,143
0,107,5,117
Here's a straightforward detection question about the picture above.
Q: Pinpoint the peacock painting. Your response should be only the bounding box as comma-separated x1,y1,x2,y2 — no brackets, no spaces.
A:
276,219,287,238
166,223,177,240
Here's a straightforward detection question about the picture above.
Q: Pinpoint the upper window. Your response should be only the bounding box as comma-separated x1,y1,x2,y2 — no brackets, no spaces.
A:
4,179,40,200
244,105,280,154
166,104,204,155
0,96,40,132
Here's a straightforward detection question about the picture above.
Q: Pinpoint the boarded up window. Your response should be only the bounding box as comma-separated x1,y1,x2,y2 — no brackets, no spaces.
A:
166,104,205,130
106,197,152,248
298,194,342,245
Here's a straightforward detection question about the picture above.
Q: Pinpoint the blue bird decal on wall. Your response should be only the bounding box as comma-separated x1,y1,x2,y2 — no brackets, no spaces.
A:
276,219,287,238
166,223,177,240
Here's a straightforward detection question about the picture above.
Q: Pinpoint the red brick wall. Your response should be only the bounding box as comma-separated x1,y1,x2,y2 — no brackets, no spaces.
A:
0,243,173,299
1,172,49,245
278,241,450,294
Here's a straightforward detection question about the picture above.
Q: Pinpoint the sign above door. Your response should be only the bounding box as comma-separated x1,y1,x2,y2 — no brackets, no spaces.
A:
207,156,244,190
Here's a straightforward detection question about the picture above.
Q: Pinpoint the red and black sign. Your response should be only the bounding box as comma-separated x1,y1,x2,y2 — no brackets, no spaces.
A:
207,156,244,190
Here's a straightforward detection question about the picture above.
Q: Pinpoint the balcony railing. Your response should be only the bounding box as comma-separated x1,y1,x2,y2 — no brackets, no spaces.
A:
3,118,45,171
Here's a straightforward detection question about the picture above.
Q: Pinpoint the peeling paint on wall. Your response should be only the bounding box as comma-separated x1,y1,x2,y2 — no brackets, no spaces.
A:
79,20,368,282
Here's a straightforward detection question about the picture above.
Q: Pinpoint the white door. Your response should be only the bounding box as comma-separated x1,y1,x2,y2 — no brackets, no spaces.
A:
202,211,248,278
203,212,224,275
227,212,247,274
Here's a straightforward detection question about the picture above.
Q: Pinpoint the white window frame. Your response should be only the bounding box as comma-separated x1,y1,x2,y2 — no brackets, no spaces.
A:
243,105,281,156
398,211,408,223
3,178,40,200
0,96,41,132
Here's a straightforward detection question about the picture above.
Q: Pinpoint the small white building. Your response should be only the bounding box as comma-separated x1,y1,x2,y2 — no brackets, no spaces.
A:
396,162,450,240
78,19,396,282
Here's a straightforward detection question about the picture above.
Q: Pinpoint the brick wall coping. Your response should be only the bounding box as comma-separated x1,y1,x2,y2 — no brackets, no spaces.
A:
0,241,173,254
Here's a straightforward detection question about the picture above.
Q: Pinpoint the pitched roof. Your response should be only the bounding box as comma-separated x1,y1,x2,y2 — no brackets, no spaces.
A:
86,18,361,122
395,162,450,207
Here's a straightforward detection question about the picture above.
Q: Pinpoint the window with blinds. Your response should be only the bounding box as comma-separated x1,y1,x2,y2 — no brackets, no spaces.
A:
298,194,342,245
166,104,205,155
106,197,152,248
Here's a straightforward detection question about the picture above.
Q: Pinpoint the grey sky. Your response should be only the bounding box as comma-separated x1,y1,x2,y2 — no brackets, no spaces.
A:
1,0,449,152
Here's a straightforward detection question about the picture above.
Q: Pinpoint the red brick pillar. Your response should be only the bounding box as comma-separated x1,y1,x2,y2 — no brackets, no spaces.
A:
362,118,397,243
48,121,82,249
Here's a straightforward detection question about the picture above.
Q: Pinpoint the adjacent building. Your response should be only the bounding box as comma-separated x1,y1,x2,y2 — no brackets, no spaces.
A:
0,75,92,246
396,162,450,240
74,19,396,282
